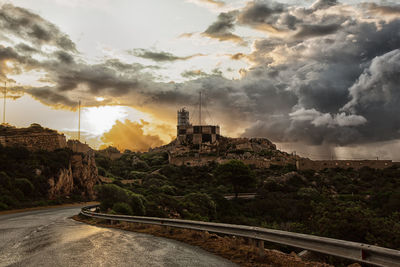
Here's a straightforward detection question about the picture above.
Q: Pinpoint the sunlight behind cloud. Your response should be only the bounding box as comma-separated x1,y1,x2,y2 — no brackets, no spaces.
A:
82,105,150,136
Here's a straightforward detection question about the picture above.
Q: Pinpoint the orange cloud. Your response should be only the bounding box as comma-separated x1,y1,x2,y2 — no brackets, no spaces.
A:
100,119,172,152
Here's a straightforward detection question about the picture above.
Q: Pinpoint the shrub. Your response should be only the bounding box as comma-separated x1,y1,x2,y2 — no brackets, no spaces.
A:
95,184,130,211
181,193,216,221
216,160,256,197
95,184,146,215
0,172,11,189
15,178,35,197
112,202,133,215
0,202,8,210
127,192,146,216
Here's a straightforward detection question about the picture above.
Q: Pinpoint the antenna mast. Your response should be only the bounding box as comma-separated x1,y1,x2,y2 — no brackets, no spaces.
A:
78,100,81,141
199,91,202,125
2,82,6,125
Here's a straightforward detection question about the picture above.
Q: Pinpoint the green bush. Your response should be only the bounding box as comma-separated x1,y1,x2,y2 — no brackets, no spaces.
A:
127,192,146,216
181,193,216,221
0,172,12,189
112,202,133,215
95,184,146,215
215,160,256,197
0,202,8,210
15,178,35,196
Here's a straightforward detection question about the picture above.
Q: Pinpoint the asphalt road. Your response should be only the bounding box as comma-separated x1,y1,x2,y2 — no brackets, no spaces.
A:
0,206,237,267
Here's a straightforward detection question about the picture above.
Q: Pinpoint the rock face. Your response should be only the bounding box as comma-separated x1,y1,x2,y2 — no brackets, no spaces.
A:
0,125,99,200
70,150,98,198
48,147,98,199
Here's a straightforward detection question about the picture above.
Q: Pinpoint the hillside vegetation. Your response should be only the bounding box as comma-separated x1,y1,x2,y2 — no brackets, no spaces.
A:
0,145,94,210
95,148,400,250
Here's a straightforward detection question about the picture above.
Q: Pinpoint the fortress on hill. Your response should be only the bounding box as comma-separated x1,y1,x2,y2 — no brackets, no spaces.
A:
155,106,399,170
176,108,220,145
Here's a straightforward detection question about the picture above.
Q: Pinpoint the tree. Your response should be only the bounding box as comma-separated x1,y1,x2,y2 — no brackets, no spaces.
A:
181,193,216,221
216,160,256,198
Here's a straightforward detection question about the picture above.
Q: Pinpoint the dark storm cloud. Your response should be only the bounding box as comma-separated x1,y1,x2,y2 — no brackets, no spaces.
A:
130,49,204,62
342,49,400,142
202,11,243,42
28,87,77,107
2,1,400,148
240,13,400,145
293,24,341,38
0,4,76,51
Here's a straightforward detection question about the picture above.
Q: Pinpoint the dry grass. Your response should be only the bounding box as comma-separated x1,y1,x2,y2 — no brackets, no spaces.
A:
73,215,334,267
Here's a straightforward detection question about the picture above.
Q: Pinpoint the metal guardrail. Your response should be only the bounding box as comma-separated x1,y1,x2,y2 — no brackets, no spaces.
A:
80,205,400,267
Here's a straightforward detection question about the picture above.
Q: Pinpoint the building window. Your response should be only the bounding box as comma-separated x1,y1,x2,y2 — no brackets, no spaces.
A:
193,126,200,134
202,134,212,143
179,129,186,135
211,126,216,134
186,134,193,142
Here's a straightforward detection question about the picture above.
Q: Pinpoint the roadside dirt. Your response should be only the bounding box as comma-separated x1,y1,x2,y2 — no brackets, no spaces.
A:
73,215,338,267
0,202,99,216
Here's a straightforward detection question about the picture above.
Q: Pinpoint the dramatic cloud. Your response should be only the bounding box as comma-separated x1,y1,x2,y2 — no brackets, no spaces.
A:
100,119,165,151
0,4,76,51
2,1,400,153
181,69,208,78
237,0,291,32
293,24,341,39
202,11,243,43
129,49,204,62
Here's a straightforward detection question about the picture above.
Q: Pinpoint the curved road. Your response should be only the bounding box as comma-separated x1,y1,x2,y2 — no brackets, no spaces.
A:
0,206,237,267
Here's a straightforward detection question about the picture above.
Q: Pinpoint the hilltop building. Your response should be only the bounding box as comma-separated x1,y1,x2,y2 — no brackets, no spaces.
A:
176,108,220,145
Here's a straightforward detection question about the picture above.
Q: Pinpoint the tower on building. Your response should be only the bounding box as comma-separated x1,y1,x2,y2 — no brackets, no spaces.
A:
177,108,190,126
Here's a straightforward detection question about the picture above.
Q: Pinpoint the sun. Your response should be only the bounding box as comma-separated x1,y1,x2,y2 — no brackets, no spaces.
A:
81,105,152,136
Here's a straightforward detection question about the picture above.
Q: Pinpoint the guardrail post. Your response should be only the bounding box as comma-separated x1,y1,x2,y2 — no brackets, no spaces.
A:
258,240,265,257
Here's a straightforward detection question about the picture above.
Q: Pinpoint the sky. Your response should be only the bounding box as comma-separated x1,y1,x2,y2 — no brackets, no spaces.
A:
1,0,400,159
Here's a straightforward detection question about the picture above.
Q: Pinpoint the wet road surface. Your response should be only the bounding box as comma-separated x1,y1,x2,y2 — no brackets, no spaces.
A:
0,206,237,267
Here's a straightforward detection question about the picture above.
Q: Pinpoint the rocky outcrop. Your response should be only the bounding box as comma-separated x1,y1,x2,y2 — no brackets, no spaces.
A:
48,166,74,199
48,147,98,199
70,150,98,198
158,135,297,168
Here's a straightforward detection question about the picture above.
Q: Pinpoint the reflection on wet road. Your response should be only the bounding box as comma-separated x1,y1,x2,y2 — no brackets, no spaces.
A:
0,206,236,267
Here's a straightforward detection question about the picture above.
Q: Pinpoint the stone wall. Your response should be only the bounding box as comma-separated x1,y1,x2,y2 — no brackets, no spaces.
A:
296,158,394,171
67,140,90,153
169,155,273,168
0,124,67,152
0,132,67,151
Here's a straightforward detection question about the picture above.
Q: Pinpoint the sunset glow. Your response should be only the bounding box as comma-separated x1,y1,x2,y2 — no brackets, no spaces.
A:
1,0,400,158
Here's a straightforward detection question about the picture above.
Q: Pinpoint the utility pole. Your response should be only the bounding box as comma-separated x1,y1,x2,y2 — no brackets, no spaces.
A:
199,91,202,125
78,100,81,141
2,82,6,125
